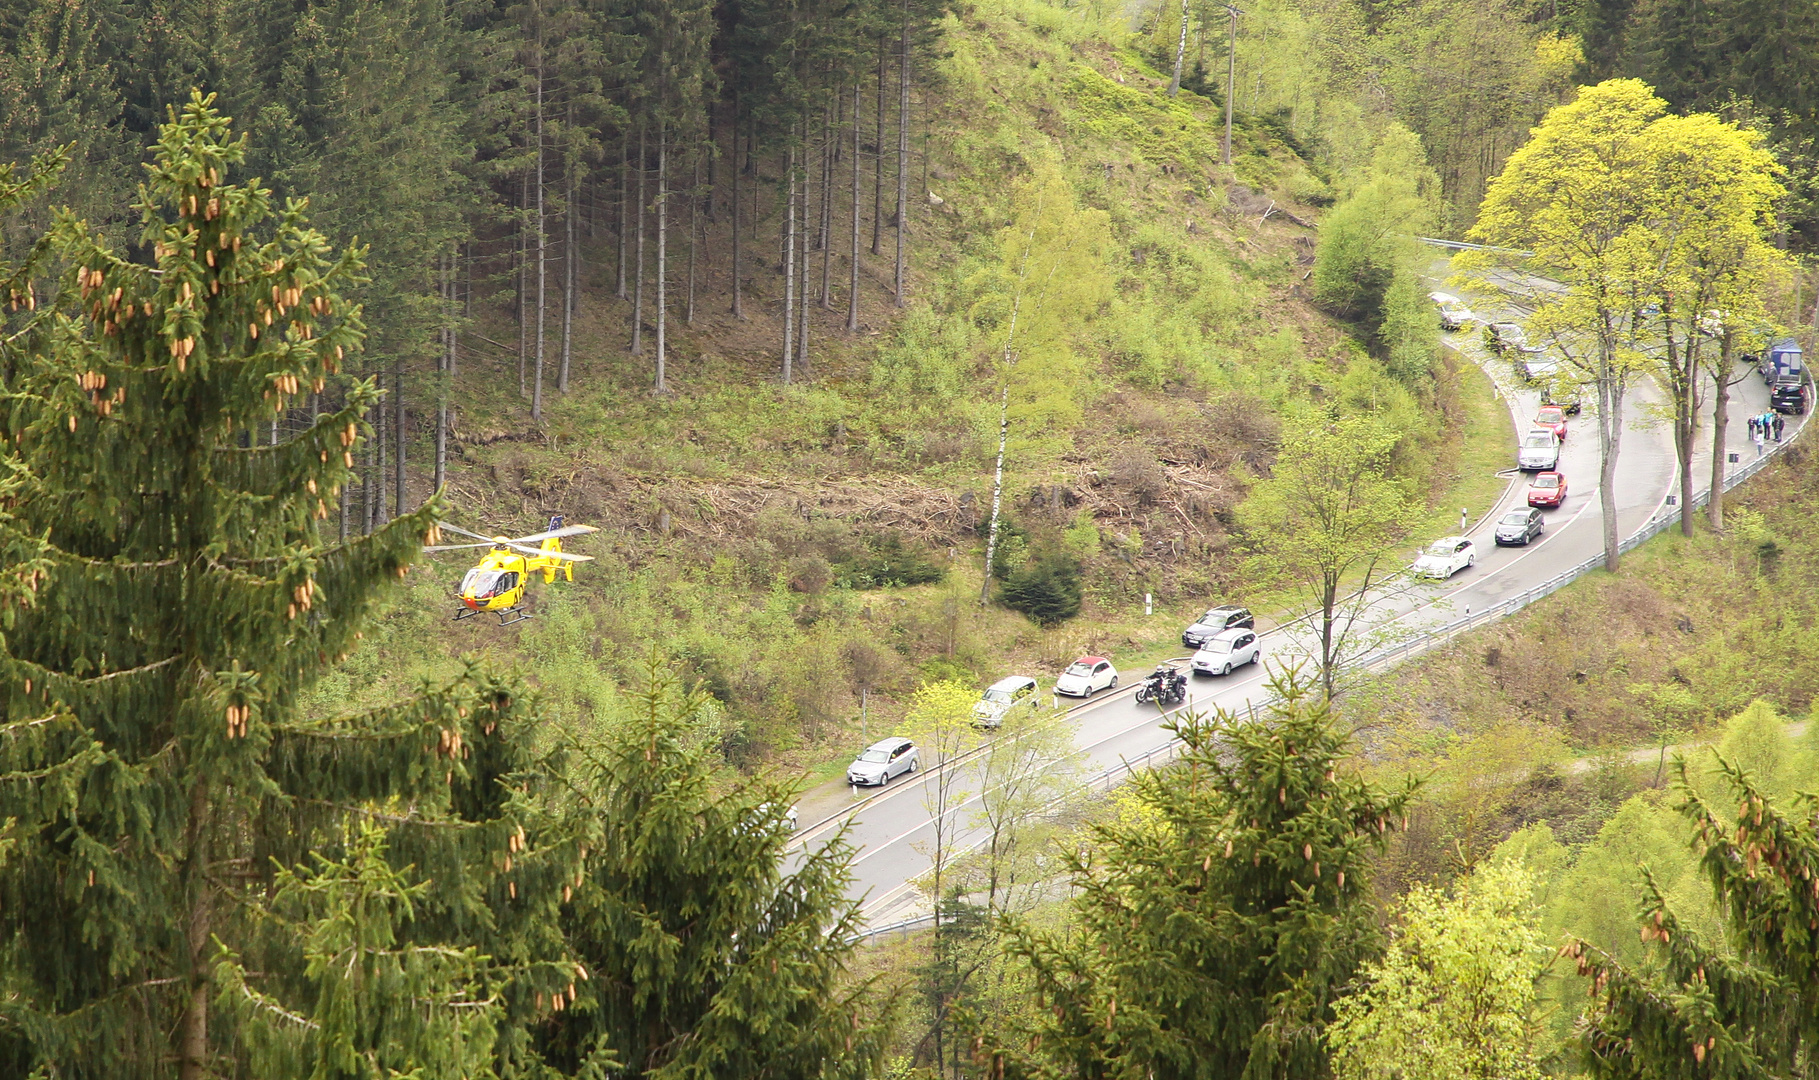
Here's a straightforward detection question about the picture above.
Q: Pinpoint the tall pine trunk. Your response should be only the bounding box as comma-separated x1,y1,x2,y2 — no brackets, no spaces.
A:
436,252,449,493
394,366,406,511
820,94,834,308
518,171,529,395
783,139,797,384
655,121,668,393
731,107,745,319
871,38,886,256
631,122,647,355
533,73,547,421
796,157,810,379
894,11,910,307
687,152,699,326
176,783,211,1080
560,160,574,394
847,82,861,332
616,125,629,299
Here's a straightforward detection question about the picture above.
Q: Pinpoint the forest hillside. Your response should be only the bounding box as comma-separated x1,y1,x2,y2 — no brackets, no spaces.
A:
1,0,1573,765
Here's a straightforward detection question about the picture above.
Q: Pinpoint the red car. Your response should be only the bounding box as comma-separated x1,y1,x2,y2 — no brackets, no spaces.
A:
1527,471,1567,508
1532,405,1568,441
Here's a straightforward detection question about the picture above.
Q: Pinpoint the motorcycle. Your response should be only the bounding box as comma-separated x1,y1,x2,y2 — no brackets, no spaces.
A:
1135,666,1187,706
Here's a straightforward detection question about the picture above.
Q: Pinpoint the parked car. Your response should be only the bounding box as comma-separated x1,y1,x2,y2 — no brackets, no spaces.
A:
1429,291,1474,331
1517,349,1561,383
1053,656,1118,698
1181,605,1254,648
1518,428,1560,471
1494,507,1545,546
972,675,1041,728
847,737,919,786
1191,627,1261,676
1772,381,1808,415
1413,537,1476,579
1527,471,1568,508
1532,404,1568,441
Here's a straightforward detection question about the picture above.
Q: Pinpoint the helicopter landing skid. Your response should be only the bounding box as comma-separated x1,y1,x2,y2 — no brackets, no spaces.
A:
494,607,532,627
452,607,481,622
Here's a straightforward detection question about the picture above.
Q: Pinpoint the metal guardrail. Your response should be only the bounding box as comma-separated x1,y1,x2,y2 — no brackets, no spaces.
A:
1418,237,1535,257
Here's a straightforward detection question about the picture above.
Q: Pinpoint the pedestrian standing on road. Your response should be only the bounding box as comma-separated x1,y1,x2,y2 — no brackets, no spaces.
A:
1775,413,1785,442
1754,425,1767,457
1748,414,1760,440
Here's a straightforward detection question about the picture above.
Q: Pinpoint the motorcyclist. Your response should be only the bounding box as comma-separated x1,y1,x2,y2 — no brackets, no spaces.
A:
1145,663,1186,704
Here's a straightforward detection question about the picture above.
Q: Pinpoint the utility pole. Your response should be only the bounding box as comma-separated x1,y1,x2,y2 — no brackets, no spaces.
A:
1223,4,1244,166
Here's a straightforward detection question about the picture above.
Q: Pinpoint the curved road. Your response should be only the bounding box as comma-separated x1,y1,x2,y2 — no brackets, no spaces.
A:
790,275,1798,928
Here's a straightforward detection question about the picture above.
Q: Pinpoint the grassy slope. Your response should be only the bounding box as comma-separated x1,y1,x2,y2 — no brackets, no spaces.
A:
331,0,1513,773
1342,438,1819,894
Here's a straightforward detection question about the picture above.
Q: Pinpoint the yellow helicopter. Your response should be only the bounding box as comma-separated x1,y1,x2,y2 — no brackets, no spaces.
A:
424,516,598,626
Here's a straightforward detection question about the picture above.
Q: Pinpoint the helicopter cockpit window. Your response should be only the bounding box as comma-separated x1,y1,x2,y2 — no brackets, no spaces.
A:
461,568,509,598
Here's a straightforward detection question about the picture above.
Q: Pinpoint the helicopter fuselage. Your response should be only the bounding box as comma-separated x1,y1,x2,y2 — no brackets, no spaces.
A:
453,535,575,624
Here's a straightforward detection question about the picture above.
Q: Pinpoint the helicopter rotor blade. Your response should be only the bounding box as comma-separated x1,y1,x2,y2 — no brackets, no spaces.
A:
422,542,497,553
501,542,594,562
435,522,498,543
505,524,599,545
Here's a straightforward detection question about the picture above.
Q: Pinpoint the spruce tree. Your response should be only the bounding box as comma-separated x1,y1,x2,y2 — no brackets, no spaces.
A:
1573,753,1819,1079
535,658,896,1079
0,94,554,1079
992,668,1419,1080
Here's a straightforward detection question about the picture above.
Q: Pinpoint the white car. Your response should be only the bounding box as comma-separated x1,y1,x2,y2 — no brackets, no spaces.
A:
752,802,799,832
1429,291,1474,331
846,737,919,786
1053,656,1118,698
1517,428,1560,471
1413,537,1476,579
972,675,1041,728
1191,628,1261,676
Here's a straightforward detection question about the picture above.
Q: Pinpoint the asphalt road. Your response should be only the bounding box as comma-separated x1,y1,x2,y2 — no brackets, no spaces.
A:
789,278,1798,927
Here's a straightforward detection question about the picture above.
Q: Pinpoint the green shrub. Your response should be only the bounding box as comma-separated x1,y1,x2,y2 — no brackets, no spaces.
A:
833,534,947,589
999,558,1083,626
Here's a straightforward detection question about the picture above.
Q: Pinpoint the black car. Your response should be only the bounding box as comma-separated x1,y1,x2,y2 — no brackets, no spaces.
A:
1493,507,1544,546
1772,381,1808,415
1181,605,1254,648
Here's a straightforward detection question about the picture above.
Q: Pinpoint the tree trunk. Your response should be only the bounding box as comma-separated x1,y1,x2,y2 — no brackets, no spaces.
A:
783,138,797,384
981,384,1010,602
687,153,699,326
655,121,668,393
820,94,834,308
848,82,862,332
894,11,911,307
561,120,575,394
533,72,547,421
435,252,448,494
176,780,211,1080
617,125,629,299
797,161,811,379
1675,334,1698,538
1168,0,1189,95
395,365,406,511
632,122,647,356
1596,349,1626,572
518,171,528,395
872,37,886,256
731,107,745,319
1709,337,1734,530
373,394,388,526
